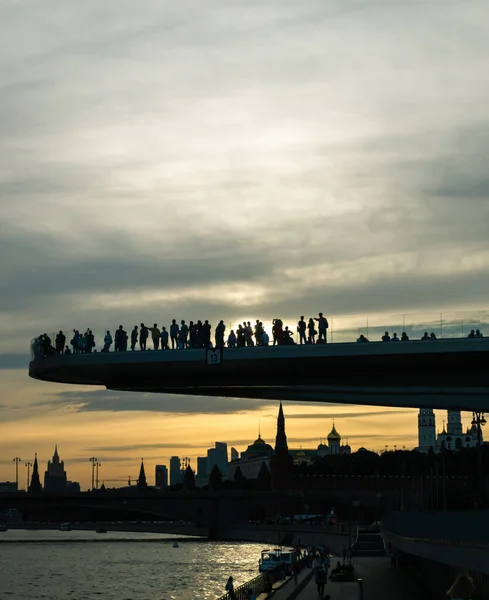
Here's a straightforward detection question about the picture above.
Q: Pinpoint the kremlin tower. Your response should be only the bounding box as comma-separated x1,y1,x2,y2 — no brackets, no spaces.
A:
270,402,293,489
29,454,42,493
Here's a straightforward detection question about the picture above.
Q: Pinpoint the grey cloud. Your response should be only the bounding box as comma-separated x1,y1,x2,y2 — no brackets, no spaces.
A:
40,389,278,414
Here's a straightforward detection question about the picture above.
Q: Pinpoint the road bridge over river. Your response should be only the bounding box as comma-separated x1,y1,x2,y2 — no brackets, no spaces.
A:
30,337,489,410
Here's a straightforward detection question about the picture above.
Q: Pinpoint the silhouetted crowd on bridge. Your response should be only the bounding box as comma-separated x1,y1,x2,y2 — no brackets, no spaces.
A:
356,328,484,343
32,313,330,356
32,313,484,358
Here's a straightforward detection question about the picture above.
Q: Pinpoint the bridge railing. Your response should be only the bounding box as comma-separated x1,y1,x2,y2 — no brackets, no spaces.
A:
30,309,489,359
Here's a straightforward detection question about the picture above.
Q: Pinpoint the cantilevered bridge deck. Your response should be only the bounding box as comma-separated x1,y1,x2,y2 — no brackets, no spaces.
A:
29,338,489,410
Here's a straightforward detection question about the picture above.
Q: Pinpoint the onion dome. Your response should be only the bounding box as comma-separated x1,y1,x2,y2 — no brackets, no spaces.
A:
254,435,266,445
327,423,341,442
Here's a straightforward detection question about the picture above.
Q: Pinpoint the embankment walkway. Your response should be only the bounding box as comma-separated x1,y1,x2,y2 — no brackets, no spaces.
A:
275,557,427,600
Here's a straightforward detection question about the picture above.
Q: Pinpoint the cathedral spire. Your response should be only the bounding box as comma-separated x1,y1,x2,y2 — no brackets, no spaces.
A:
29,453,42,493
137,459,148,489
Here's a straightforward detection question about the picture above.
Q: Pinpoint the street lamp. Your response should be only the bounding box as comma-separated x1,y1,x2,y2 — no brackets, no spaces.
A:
89,457,98,490
471,412,486,505
12,457,21,490
25,462,32,491
472,412,487,446
95,462,101,490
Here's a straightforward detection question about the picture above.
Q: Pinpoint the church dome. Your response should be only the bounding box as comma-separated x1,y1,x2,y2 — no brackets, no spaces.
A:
246,434,273,458
327,424,341,441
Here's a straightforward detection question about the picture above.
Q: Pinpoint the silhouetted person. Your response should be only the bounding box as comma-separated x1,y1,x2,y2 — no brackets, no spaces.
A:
308,318,316,344
254,320,264,346
55,331,66,355
71,330,80,354
226,576,236,600
103,330,112,352
274,318,284,345
262,329,269,345
170,319,179,349
64,346,71,355
114,325,125,352
160,327,169,350
139,324,149,351
284,326,294,344
215,320,225,348
421,331,430,341
382,331,391,342
149,323,160,350
315,312,329,342
86,329,95,353
130,326,138,351
357,334,369,342
203,320,212,348
468,330,476,338
297,316,307,344
227,330,237,347
245,322,254,346
430,332,437,340
476,329,483,338
401,332,409,341
179,320,188,348
391,332,400,342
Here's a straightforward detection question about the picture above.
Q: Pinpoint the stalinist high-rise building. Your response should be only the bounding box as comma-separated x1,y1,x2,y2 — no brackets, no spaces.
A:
44,445,68,492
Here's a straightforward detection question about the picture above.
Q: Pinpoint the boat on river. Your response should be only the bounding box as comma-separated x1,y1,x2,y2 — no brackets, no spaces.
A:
0,524,8,532
172,541,179,548
258,548,297,572
58,523,71,531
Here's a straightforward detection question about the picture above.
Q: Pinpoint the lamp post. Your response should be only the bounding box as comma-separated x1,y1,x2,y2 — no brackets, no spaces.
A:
89,457,98,490
12,457,21,491
95,462,101,490
25,462,32,491
472,412,486,505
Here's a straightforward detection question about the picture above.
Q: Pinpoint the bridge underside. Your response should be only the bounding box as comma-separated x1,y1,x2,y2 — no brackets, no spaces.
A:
30,338,489,410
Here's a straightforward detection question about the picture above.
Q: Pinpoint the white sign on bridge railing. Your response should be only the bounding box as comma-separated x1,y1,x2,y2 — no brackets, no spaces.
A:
206,348,223,365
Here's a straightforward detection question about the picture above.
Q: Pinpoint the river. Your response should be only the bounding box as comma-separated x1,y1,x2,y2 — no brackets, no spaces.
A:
0,529,266,599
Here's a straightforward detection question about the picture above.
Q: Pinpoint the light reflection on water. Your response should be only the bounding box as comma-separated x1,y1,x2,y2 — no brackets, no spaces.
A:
0,530,266,599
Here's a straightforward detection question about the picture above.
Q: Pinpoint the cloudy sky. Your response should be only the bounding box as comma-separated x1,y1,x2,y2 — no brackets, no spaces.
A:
1,0,488,488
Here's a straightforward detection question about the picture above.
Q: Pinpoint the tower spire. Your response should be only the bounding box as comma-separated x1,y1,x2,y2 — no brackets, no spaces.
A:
271,402,293,489
275,401,288,451
29,453,42,493
137,459,148,489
